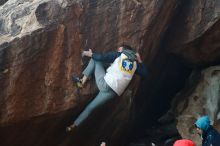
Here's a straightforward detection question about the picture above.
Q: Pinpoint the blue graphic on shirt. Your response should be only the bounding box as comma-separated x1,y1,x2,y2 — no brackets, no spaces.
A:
122,59,133,72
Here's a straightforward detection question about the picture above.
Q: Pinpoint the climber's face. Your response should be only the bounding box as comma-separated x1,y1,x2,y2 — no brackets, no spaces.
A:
117,47,123,52
196,127,203,135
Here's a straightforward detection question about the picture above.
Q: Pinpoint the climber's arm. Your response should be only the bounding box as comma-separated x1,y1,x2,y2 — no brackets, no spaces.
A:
135,63,147,77
135,52,147,77
82,49,121,63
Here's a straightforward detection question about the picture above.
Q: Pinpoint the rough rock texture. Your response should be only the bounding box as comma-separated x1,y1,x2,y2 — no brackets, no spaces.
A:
1,0,220,146
160,0,220,145
166,66,220,146
127,0,220,145
0,0,181,146
165,0,220,66
0,0,82,125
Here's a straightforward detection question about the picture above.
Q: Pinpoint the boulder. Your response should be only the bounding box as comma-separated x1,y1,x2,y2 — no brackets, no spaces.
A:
0,0,180,146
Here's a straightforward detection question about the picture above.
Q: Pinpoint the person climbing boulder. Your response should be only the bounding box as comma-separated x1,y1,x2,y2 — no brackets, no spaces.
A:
66,45,147,132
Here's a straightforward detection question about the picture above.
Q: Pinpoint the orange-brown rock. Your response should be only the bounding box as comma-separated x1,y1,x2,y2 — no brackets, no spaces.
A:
0,0,180,146
2,0,220,145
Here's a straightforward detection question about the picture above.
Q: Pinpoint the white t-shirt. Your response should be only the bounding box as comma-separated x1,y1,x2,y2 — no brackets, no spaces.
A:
104,53,137,96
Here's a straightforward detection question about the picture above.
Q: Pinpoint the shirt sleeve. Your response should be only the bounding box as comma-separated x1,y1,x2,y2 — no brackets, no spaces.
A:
204,134,213,146
91,51,121,63
135,63,147,78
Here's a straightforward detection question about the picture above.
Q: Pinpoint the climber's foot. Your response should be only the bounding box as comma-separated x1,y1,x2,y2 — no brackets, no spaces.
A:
66,124,76,132
71,75,83,88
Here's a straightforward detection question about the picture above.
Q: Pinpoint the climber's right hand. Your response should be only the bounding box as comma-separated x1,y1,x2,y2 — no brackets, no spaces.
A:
82,49,93,57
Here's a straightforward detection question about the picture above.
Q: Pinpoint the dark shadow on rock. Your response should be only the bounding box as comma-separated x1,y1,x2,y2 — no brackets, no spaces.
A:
0,0,8,6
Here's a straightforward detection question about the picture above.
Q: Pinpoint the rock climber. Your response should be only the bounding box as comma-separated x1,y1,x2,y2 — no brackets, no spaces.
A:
66,45,147,132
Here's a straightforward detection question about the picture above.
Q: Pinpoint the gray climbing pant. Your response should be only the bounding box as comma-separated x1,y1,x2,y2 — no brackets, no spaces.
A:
74,59,117,126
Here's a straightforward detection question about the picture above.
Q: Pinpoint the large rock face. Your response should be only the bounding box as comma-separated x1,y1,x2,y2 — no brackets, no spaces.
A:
0,0,180,146
162,0,220,145
158,0,220,145
165,0,220,66
1,0,220,146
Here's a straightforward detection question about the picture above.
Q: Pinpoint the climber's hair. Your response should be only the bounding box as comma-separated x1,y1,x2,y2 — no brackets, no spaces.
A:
120,44,135,52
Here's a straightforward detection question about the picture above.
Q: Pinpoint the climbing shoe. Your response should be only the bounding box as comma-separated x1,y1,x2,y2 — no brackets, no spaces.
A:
66,124,76,132
71,75,83,88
